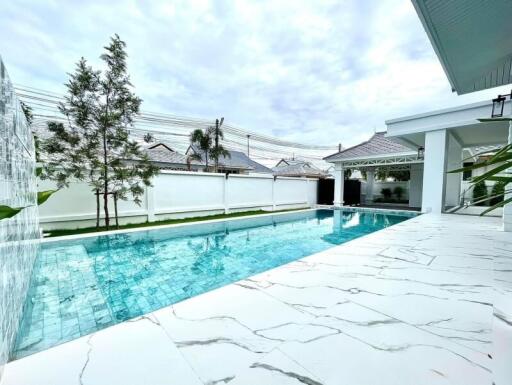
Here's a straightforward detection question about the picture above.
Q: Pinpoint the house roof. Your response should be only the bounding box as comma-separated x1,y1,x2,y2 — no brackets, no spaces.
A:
143,143,201,166
272,161,327,178
412,0,512,94
275,159,307,167
323,132,415,162
187,144,272,173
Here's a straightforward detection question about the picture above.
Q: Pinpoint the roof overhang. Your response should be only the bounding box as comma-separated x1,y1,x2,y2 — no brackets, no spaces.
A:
386,99,510,148
412,0,512,94
327,153,422,169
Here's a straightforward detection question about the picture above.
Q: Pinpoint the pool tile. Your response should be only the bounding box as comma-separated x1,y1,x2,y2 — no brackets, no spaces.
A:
13,210,414,359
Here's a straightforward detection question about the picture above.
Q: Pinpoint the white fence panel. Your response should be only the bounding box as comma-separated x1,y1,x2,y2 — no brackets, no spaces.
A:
153,171,224,214
307,179,318,206
38,172,319,230
38,179,147,225
274,178,308,206
227,175,274,210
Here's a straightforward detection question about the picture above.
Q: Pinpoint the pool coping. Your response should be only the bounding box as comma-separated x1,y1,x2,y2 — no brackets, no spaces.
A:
41,206,420,243
41,208,317,243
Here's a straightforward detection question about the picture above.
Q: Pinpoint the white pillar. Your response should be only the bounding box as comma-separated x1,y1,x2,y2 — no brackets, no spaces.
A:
146,185,155,222
421,129,448,213
272,177,276,211
304,178,309,207
223,175,229,214
504,122,512,232
445,132,463,207
409,163,423,208
365,167,375,204
333,163,344,207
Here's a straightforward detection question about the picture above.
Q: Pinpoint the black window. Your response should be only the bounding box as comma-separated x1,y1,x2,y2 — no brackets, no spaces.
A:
463,162,473,181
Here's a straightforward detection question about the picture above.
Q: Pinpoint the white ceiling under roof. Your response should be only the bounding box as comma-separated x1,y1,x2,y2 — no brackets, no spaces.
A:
412,0,512,94
386,100,510,148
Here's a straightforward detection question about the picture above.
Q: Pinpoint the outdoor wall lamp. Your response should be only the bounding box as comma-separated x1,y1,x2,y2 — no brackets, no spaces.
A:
417,146,424,160
491,91,512,117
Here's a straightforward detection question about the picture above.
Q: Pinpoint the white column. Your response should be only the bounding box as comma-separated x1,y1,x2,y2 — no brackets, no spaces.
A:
504,122,512,232
272,177,276,211
445,132,463,207
409,163,423,208
421,129,448,213
304,178,309,207
223,175,229,214
365,167,375,204
146,185,155,222
333,163,344,207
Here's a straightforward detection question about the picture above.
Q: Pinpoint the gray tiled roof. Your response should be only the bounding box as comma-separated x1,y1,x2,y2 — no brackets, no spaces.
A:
272,161,327,177
324,132,414,161
188,144,272,173
143,143,201,166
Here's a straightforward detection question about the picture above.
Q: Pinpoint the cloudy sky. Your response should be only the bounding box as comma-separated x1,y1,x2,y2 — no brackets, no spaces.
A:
1,0,510,148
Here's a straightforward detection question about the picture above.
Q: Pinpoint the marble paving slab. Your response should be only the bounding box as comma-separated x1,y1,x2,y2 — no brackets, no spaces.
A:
3,213,511,385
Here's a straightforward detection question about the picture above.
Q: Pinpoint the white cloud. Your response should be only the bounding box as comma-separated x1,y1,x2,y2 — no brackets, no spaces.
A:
1,0,510,151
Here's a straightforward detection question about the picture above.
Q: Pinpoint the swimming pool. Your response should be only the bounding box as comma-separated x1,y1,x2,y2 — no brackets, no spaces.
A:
13,209,415,359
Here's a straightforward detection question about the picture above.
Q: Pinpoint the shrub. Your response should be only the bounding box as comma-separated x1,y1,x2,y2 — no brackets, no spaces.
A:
381,188,392,199
472,180,488,206
489,181,507,206
393,186,404,200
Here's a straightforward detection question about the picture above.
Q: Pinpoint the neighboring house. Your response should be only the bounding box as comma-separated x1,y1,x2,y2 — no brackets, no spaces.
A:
273,158,328,178
141,143,203,171
185,144,272,175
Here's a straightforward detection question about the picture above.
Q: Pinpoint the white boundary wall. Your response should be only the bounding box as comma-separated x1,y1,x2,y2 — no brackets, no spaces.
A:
38,171,318,230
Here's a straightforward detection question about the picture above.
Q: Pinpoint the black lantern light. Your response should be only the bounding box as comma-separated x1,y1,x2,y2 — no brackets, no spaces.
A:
417,146,424,160
492,95,507,118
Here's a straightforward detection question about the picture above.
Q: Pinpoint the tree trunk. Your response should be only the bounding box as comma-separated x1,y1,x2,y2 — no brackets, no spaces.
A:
95,189,100,229
102,129,110,230
113,192,119,229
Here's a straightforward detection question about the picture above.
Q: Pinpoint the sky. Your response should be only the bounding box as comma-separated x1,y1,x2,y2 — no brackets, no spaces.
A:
1,0,510,148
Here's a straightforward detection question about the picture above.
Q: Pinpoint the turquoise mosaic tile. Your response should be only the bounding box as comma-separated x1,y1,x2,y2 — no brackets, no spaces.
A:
13,209,412,359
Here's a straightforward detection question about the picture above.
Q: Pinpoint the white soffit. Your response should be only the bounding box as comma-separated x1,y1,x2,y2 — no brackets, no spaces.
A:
412,0,512,94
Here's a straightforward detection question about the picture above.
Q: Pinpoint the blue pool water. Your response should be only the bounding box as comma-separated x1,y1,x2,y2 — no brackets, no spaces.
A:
13,209,414,359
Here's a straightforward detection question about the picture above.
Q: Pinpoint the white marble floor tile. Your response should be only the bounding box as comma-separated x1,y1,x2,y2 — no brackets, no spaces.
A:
4,213,511,385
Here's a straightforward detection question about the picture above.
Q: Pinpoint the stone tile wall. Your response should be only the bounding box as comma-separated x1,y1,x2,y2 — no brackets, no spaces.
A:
0,57,39,380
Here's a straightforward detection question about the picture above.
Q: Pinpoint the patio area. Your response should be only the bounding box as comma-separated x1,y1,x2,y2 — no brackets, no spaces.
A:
4,212,511,385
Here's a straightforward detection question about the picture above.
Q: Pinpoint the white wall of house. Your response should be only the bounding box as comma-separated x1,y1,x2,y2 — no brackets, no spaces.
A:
409,163,423,208
505,122,512,231
372,181,409,200
38,171,318,230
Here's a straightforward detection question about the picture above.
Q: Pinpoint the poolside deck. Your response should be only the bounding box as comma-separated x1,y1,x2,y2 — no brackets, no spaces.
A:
4,213,511,385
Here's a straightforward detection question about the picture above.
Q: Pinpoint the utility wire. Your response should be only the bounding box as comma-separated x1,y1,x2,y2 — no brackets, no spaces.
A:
15,84,339,166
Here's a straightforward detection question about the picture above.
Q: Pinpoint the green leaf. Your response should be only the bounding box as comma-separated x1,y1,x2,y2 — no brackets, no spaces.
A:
0,205,24,220
36,167,43,177
480,196,512,216
487,176,512,183
471,162,511,184
37,190,58,205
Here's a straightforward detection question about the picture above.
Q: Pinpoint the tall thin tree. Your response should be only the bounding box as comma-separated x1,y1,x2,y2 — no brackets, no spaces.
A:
41,35,158,230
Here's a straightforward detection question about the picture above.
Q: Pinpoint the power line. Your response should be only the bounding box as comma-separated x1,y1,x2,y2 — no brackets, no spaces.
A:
15,84,339,166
